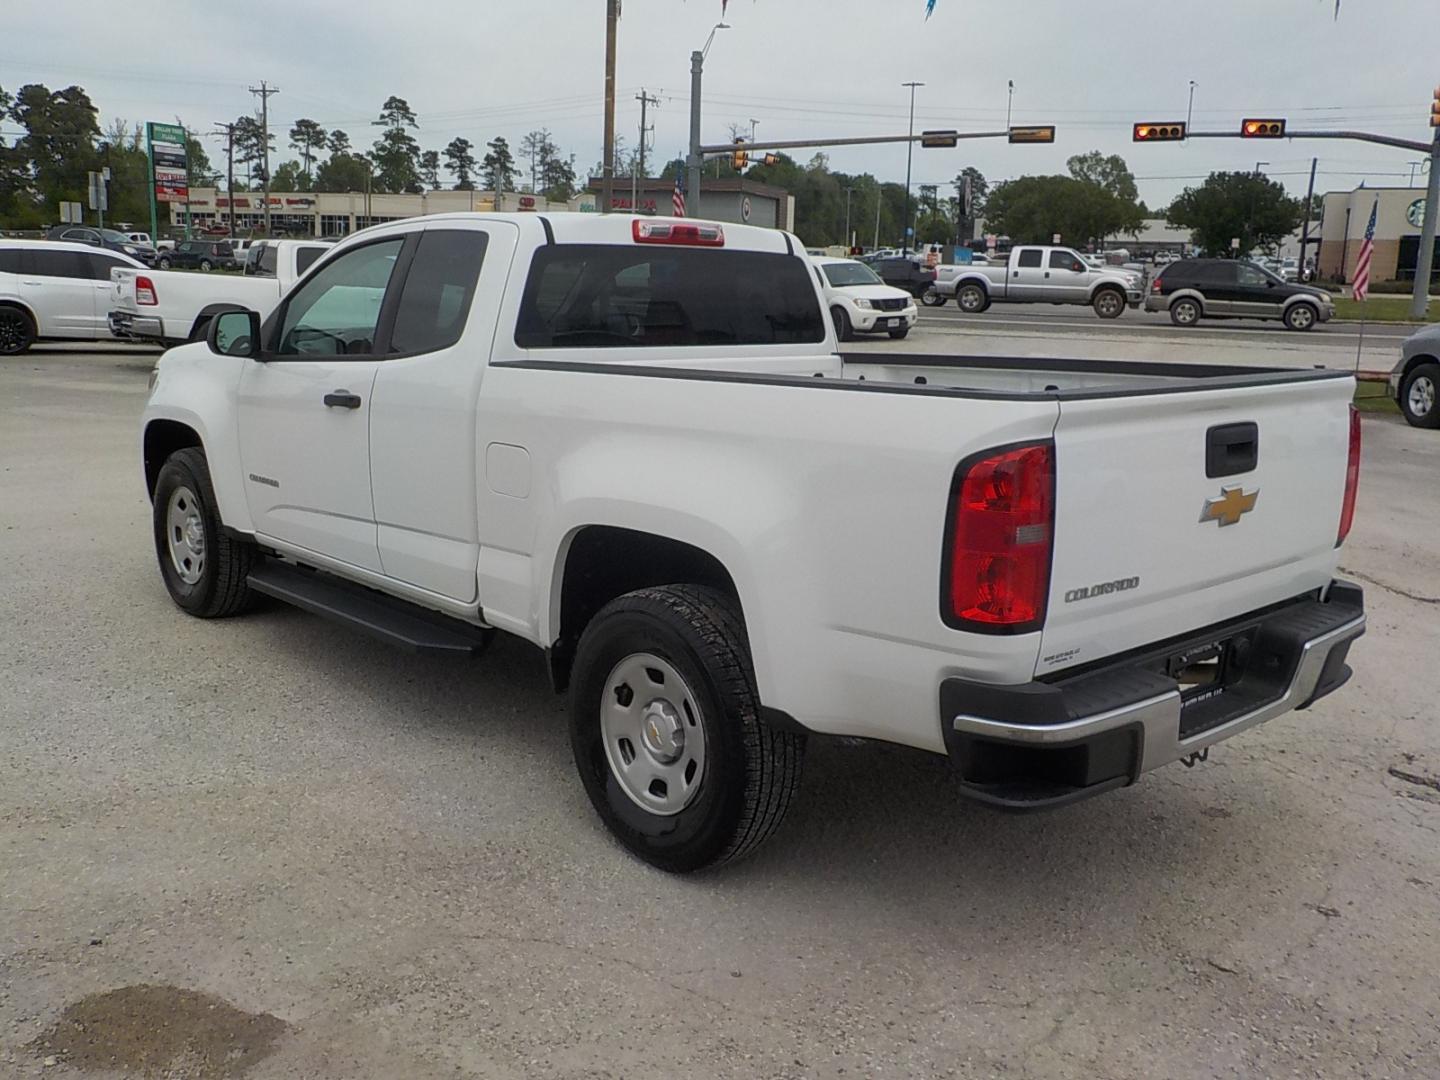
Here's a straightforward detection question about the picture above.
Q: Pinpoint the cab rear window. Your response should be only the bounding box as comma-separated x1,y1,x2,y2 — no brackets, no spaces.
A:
514,245,824,349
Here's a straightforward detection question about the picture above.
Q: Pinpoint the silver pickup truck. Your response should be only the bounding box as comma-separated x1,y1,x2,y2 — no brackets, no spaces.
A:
929,244,1145,318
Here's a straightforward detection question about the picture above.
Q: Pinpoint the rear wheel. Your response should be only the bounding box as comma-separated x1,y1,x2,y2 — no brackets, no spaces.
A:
199,258,213,272
957,283,989,314
1170,297,1201,327
568,585,805,873
1284,302,1318,332
920,287,947,308
1092,288,1125,319
830,306,855,342
152,447,257,618
1400,362,1440,429
0,305,35,355
157,256,172,269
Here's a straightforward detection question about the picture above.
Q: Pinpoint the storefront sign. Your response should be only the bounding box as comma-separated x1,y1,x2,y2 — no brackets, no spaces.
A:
1409,198,1427,228
146,122,189,204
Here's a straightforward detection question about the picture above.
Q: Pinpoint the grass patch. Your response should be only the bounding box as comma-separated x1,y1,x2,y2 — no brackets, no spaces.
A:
1354,379,1400,415
1332,296,1429,323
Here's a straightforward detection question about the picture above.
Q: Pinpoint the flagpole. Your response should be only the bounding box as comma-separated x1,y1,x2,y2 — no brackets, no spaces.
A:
1354,300,1367,373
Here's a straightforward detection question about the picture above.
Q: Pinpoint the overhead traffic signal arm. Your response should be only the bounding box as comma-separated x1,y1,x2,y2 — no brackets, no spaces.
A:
1431,87,1440,127
1133,122,1187,142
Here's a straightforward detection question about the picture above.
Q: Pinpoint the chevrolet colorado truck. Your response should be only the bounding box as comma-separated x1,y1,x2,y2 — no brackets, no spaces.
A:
930,244,1145,318
110,238,332,347
140,212,1366,872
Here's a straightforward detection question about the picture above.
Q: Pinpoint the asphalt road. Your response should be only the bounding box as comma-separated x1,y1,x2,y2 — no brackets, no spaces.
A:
3,345,1439,1079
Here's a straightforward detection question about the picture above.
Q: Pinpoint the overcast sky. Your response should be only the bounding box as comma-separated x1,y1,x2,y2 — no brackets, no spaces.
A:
4,0,1437,207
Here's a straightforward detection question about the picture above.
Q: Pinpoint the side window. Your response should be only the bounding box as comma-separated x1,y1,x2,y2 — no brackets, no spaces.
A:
62,229,96,244
1049,250,1081,271
1016,249,1043,268
1208,262,1239,286
388,230,488,355
294,246,325,276
21,249,88,279
274,238,404,357
247,244,279,277
1237,264,1267,287
0,250,21,273
87,253,128,281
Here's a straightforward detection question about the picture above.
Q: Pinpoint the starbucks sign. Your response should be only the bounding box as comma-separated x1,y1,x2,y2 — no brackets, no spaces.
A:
1408,198,1427,228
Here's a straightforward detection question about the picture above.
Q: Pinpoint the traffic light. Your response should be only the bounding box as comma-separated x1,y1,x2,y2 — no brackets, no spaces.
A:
921,129,960,148
1241,118,1287,138
1133,122,1186,142
1008,125,1056,144
731,138,748,170
1431,87,1440,127
762,153,779,166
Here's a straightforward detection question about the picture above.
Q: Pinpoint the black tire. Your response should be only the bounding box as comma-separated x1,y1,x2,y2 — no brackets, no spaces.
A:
157,257,172,269
1400,361,1440,429
199,258,213,272
0,304,36,356
830,306,855,342
152,447,257,618
569,585,805,873
1092,287,1126,319
1170,297,1201,327
1283,302,1318,332
956,283,990,314
920,287,947,308
888,326,910,339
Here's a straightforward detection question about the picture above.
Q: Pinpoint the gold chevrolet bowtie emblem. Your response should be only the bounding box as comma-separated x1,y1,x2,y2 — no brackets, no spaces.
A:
1201,486,1259,527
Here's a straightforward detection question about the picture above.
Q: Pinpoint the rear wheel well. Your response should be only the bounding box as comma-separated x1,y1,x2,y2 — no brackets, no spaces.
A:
0,300,36,330
550,526,740,692
143,420,203,500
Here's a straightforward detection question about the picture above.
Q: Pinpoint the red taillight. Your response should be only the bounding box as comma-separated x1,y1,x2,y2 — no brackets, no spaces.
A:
944,442,1055,632
1337,404,1361,546
135,276,157,306
632,219,725,246
1150,276,1163,293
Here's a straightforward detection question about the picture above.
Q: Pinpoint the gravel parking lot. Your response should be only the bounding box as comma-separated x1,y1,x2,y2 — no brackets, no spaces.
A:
3,344,1438,1079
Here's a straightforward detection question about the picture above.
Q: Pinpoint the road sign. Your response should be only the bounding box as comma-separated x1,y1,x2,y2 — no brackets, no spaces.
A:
1052,234,1062,244
1133,122,1186,142
920,129,959,148
1008,125,1055,144
1231,237,1241,251
87,171,108,212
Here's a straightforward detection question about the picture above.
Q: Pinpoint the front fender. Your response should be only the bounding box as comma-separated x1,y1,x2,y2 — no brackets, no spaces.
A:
142,343,253,533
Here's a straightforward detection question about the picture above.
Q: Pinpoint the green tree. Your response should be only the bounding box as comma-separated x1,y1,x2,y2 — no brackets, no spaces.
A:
182,124,218,189
985,175,1140,246
327,129,350,155
370,96,421,193
954,166,988,217
1166,171,1303,256
13,83,100,209
444,137,477,190
519,129,553,193
231,115,273,183
271,160,304,192
540,150,577,202
314,152,371,193
289,118,327,182
0,86,32,224
1066,150,1144,234
419,149,440,190
481,136,519,193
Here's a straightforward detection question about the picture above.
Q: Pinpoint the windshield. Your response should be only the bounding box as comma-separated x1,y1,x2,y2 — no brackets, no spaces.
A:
822,262,883,287
101,229,133,244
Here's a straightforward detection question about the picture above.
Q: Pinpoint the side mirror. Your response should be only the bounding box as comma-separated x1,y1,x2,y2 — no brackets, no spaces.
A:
208,309,261,358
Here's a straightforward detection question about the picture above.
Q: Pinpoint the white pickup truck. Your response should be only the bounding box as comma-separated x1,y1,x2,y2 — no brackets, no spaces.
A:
110,238,332,347
140,213,1366,872
930,244,1145,318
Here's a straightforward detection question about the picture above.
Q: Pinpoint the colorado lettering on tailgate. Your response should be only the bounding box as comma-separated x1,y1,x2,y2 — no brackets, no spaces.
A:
1064,576,1141,604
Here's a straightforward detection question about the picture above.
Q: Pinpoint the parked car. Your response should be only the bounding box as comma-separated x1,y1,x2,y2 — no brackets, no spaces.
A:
0,239,147,354
811,256,917,340
1281,257,1300,282
157,239,240,272
46,225,156,266
1145,258,1334,331
110,238,334,346
126,232,154,248
1389,323,1440,428
871,256,936,298
930,245,1143,318
140,211,1365,872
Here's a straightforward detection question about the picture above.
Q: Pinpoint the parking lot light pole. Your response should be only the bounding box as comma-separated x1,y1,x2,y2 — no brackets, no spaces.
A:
1411,126,1440,320
901,82,923,255
687,22,729,222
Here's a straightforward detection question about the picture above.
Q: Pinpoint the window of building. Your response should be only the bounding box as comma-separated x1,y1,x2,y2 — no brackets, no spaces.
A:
320,215,352,237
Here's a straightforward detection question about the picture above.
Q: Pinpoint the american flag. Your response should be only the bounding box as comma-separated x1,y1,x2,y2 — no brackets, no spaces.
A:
1353,198,1377,303
672,174,686,218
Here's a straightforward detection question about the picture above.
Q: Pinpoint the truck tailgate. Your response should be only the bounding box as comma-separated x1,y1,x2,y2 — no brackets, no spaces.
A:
1037,375,1354,675
110,268,140,313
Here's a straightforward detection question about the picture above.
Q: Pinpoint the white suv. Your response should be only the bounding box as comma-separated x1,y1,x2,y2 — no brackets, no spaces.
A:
0,240,147,355
812,256,918,341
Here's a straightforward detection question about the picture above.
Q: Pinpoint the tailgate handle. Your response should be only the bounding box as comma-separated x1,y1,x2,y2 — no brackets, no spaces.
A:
1206,422,1259,478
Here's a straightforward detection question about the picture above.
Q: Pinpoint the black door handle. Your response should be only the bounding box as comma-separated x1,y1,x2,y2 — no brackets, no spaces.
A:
323,390,362,409
1206,422,1259,478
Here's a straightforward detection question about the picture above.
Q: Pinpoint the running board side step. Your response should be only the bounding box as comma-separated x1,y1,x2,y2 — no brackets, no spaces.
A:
247,561,493,656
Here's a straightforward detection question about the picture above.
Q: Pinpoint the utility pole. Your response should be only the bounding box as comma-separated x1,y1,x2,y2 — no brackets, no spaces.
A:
248,80,279,234
636,89,659,180
844,186,854,249
1412,124,1440,320
687,23,728,223
901,81,923,255
874,190,882,251
211,122,237,239
1298,156,1318,279
602,0,619,214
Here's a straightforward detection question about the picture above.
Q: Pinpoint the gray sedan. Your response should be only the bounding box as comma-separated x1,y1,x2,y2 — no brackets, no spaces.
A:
1390,322,1440,428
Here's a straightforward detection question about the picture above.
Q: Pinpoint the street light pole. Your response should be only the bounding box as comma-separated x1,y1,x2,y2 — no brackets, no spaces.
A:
601,0,619,214
1006,80,1014,129
844,186,854,249
1186,80,1197,132
1410,126,1440,320
901,81,923,255
686,22,728,222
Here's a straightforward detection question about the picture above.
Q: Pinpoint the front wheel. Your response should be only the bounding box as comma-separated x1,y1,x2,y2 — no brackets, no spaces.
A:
1092,288,1125,319
152,447,257,617
157,257,172,269
1401,362,1440,429
1284,302,1318,332
568,585,805,873
920,287,947,308
956,283,990,314
199,258,213,272
1170,297,1201,327
830,306,855,342
888,326,910,339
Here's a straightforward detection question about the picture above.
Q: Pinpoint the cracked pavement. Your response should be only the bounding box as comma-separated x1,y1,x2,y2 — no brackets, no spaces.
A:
2,345,1438,1078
